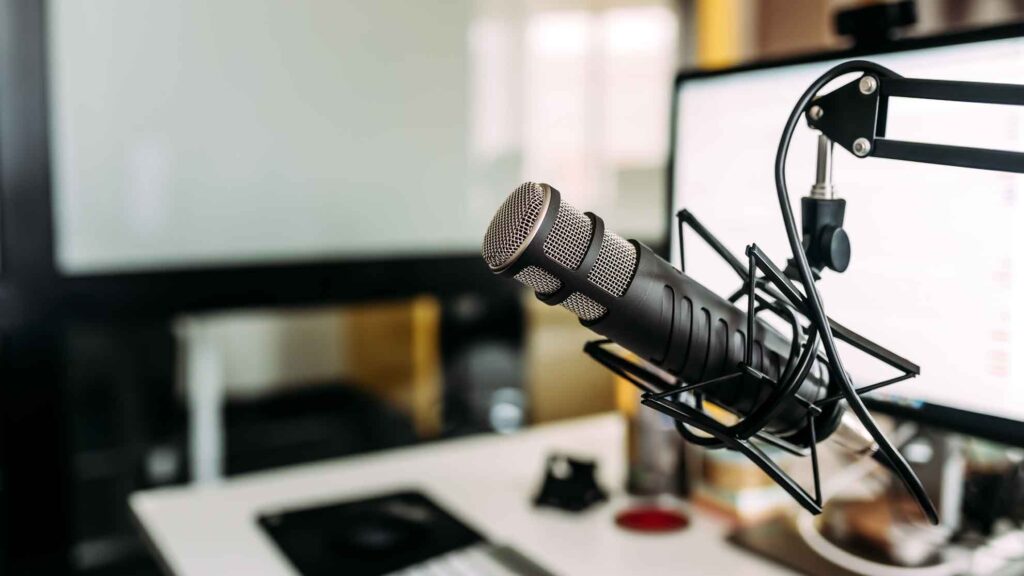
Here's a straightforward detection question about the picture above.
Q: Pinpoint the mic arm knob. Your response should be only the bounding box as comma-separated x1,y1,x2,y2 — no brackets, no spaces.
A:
818,225,851,273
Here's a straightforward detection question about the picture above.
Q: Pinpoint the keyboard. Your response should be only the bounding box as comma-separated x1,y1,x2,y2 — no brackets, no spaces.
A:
388,543,556,576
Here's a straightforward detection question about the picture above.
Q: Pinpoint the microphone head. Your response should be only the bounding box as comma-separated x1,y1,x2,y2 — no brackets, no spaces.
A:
481,182,639,322
481,182,550,272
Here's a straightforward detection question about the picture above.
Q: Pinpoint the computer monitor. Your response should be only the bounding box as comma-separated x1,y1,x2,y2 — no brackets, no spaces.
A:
670,25,1024,445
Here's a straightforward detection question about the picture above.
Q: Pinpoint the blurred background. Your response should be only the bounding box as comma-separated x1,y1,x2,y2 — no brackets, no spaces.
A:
1,1,1023,575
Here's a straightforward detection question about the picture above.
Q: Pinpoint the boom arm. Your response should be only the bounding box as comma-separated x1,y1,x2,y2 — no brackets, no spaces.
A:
805,71,1024,173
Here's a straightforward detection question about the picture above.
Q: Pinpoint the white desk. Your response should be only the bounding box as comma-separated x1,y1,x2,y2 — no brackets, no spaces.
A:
131,413,795,575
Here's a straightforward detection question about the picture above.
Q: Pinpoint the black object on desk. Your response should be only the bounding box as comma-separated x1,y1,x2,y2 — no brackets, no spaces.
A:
258,491,483,576
534,454,608,513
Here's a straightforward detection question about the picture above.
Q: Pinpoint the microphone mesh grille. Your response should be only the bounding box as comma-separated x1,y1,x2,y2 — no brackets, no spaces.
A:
561,292,607,321
588,231,636,296
481,182,546,270
542,200,593,270
513,266,561,295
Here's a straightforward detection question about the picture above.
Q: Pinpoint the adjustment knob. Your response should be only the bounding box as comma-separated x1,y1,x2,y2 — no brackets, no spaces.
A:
818,226,850,272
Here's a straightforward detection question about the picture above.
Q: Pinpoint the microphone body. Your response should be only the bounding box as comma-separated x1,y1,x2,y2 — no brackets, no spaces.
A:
482,183,841,444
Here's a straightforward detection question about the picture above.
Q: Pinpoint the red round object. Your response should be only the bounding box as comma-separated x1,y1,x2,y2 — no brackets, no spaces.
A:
615,507,690,533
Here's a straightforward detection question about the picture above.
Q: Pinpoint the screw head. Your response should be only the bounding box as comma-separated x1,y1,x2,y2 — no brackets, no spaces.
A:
852,138,871,157
859,75,878,95
808,105,824,121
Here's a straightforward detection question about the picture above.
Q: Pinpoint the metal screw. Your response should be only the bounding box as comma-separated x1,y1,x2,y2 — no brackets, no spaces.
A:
852,138,871,157
859,75,878,95
809,105,823,121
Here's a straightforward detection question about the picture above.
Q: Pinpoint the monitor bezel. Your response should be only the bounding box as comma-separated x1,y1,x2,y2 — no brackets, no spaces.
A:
667,22,1024,447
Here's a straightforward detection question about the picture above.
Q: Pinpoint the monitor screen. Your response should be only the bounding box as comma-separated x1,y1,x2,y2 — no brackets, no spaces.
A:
671,35,1024,424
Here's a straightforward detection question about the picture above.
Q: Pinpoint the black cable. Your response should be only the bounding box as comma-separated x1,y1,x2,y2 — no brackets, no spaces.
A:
774,60,939,524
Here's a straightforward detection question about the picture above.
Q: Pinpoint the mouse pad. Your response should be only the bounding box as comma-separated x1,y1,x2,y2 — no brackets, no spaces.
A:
258,490,484,576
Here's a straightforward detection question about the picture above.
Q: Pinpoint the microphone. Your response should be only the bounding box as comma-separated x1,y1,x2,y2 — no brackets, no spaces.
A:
482,182,871,451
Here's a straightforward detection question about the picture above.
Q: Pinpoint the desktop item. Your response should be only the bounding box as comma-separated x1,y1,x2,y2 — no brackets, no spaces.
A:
387,544,557,576
728,514,956,576
614,506,690,533
258,490,553,576
441,292,527,435
533,454,608,512
693,448,796,523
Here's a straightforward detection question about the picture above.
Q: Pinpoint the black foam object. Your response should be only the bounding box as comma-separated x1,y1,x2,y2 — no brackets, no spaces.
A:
534,454,608,512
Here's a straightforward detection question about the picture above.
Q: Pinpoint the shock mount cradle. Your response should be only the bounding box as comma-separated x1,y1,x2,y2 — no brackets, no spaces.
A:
584,209,920,516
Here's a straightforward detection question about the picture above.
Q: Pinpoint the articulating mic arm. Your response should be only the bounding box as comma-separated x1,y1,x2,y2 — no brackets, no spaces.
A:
788,70,1024,279
766,60,1024,525
805,71,1024,173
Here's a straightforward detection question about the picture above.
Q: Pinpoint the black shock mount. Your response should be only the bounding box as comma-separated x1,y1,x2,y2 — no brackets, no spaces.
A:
585,209,920,517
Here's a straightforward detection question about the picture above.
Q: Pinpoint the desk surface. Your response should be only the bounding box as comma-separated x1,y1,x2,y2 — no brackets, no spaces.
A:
131,413,795,575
